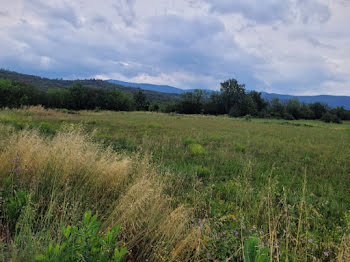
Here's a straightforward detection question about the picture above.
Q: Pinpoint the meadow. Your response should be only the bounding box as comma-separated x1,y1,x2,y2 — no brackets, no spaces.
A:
0,106,349,261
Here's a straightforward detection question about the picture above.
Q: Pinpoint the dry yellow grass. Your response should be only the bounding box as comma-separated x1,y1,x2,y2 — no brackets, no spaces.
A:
0,124,203,261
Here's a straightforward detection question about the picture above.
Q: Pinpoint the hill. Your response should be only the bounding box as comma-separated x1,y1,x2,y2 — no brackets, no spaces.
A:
0,69,179,102
107,79,213,94
261,92,350,109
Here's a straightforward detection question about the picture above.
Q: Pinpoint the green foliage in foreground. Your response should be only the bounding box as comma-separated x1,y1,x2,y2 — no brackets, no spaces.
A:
244,237,269,262
36,211,127,262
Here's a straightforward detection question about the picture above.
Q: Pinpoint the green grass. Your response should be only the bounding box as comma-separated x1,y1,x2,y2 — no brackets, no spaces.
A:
1,107,350,261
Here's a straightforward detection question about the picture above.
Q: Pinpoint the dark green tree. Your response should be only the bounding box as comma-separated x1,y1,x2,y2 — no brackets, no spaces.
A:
220,79,246,114
133,90,149,111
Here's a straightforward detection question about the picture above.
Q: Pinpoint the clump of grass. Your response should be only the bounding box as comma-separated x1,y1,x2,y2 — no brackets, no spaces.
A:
194,165,211,179
234,143,246,153
0,125,202,261
182,138,197,146
146,123,163,129
189,144,206,155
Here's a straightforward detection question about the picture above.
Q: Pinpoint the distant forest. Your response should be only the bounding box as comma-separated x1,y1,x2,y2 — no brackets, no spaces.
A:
1,69,349,123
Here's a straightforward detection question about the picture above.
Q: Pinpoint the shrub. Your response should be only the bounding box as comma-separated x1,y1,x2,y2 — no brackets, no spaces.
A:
245,114,252,121
321,112,343,124
189,144,205,155
36,211,127,262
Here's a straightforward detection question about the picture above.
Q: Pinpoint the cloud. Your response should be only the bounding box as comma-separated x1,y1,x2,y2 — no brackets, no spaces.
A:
113,0,136,26
25,0,82,28
0,0,349,95
203,0,330,24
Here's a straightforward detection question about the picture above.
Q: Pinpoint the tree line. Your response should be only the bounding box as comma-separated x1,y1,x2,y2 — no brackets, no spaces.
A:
1,78,349,123
162,79,350,123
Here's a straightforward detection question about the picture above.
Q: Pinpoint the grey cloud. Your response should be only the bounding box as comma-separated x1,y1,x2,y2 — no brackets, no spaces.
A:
25,0,82,28
203,0,331,24
288,32,335,49
296,0,331,24
0,11,8,16
113,0,136,26
148,15,225,46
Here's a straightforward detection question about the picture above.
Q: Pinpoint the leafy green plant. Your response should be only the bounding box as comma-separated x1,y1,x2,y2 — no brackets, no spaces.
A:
36,211,127,262
1,159,29,232
244,237,269,262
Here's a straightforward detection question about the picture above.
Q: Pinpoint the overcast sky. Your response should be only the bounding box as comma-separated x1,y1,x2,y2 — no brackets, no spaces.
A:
1,0,349,95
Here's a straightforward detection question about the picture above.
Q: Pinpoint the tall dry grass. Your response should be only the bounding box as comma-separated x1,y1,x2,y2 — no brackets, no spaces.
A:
0,124,203,261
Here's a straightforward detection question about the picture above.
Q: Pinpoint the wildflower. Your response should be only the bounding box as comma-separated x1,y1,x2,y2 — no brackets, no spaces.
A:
13,153,19,163
235,231,238,236
249,229,252,233
324,252,329,257
308,239,313,243
226,258,230,261
198,219,203,227
283,229,286,233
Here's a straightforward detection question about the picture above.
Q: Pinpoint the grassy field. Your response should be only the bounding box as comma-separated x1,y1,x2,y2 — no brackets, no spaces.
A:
1,106,350,261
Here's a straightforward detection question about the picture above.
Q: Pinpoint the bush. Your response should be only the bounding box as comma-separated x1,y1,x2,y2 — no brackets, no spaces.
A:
321,112,342,124
36,211,127,262
189,144,205,155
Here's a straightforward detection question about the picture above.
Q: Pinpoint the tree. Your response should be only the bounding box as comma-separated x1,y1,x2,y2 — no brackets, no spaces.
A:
177,89,207,114
133,89,149,111
248,91,268,114
309,102,328,119
203,92,226,115
286,98,301,119
269,98,285,118
220,79,246,115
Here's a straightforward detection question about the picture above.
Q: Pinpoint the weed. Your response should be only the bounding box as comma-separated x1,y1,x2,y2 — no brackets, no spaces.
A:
36,211,127,262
